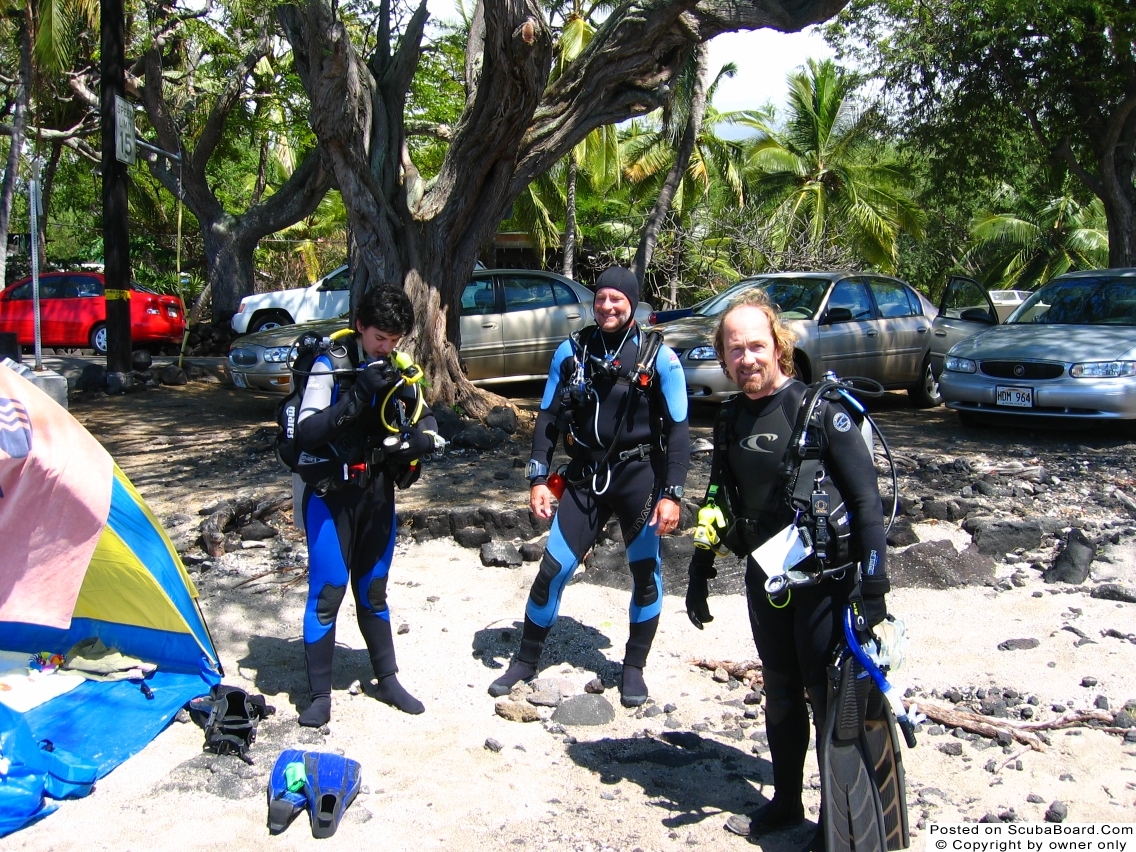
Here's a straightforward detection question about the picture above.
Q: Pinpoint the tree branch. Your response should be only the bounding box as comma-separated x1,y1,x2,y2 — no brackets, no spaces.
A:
424,0,553,240
405,120,453,140
189,25,272,174
0,119,95,142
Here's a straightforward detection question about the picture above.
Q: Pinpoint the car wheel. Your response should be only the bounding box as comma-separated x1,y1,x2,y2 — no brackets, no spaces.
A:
249,310,293,333
908,356,941,407
90,323,108,355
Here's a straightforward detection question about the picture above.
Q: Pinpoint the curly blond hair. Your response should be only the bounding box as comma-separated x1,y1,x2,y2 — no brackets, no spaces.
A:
712,288,798,378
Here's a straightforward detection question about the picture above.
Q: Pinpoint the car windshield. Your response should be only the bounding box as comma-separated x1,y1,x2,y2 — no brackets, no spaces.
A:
693,277,829,320
1009,276,1136,325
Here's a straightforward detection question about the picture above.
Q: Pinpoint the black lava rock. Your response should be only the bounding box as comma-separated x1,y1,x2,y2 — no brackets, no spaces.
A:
1043,528,1096,584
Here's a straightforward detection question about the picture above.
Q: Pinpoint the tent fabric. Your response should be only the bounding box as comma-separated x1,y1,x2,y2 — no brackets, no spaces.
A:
0,369,112,629
0,363,222,836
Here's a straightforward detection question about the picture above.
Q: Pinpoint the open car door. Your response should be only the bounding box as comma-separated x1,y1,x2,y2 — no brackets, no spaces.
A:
929,276,998,377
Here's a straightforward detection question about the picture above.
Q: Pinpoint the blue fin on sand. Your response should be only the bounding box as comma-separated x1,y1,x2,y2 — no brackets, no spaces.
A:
303,751,362,839
266,748,309,834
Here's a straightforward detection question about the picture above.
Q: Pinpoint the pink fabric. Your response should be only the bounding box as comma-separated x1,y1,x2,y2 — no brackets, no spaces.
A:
0,366,112,629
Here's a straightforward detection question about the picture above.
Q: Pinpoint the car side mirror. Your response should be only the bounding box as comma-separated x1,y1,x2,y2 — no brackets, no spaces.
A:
823,307,853,324
959,307,996,324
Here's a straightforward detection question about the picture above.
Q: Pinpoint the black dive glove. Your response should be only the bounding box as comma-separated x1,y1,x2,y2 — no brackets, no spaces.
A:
384,426,435,463
863,595,888,629
685,575,713,630
354,360,397,402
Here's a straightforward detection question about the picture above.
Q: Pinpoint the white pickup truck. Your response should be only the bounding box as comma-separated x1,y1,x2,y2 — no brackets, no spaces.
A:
230,265,350,334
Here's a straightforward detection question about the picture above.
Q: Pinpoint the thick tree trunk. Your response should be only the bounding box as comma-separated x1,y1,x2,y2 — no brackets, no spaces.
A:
562,151,577,278
0,18,31,286
1097,119,1136,268
631,43,709,284
279,0,852,412
203,222,258,323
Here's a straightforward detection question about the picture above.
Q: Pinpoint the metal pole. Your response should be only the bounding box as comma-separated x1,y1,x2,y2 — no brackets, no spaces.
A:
29,157,42,370
101,0,133,392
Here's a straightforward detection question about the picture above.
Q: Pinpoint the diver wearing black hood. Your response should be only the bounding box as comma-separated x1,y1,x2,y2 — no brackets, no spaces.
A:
489,267,690,707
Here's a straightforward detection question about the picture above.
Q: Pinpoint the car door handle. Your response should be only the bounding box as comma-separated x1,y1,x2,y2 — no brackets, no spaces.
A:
565,312,582,320
481,322,498,329
865,330,878,337
934,330,947,337
916,327,928,333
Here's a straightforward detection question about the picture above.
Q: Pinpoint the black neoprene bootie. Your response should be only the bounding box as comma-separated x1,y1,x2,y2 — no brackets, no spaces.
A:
298,695,331,728
488,660,538,697
299,631,336,727
357,613,424,714
374,673,424,715
488,617,549,697
620,665,649,707
724,796,807,837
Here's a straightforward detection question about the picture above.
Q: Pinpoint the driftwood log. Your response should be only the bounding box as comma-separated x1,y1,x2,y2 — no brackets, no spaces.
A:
690,659,764,687
200,493,292,557
919,703,1121,752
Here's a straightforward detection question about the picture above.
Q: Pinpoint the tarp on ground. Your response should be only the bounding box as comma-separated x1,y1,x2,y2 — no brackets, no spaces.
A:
0,363,221,836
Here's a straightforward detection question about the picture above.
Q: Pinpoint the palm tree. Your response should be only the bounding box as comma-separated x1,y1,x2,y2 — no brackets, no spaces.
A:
962,184,1108,289
741,58,922,273
550,1,618,278
620,61,747,305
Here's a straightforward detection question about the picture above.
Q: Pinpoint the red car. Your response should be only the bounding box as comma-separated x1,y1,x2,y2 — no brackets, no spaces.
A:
0,271,186,355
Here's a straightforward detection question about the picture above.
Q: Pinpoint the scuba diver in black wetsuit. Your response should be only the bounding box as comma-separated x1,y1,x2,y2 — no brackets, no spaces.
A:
488,266,690,707
682,289,891,847
294,286,441,728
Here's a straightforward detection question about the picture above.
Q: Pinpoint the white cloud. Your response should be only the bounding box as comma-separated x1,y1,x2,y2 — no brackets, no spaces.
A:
706,26,833,116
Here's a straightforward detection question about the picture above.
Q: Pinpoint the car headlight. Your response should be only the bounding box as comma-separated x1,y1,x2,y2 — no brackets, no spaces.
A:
687,345,717,361
944,355,976,373
262,346,292,363
1070,360,1136,378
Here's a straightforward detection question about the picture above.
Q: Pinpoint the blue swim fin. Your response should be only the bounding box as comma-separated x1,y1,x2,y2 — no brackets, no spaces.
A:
303,751,362,839
266,748,309,834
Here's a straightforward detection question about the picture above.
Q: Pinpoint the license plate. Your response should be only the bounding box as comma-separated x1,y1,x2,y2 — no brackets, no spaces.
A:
996,385,1033,407
232,373,248,389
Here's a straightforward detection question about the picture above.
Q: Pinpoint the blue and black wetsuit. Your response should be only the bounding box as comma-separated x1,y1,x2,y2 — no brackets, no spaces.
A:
294,338,437,725
491,321,689,701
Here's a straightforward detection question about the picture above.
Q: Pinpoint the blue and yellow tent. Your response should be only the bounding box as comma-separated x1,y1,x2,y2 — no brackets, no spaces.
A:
0,364,221,831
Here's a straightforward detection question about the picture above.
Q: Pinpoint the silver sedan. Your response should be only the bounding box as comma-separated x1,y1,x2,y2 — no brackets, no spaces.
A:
226,269,651,393
940,269,1136,422
655,272,943,404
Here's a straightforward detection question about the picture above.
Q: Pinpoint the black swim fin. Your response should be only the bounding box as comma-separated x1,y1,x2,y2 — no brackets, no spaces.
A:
821,653,909,852
266,748,308,834
303,750,362,839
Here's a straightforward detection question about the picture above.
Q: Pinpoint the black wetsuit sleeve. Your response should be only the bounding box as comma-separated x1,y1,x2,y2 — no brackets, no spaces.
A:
529,408,560,478
296,361,361,451
823,403,888,595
